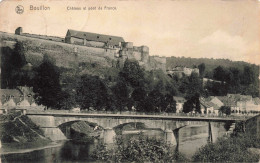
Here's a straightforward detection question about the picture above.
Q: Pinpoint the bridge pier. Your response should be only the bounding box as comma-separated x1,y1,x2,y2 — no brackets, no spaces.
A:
173,129,180,151
22,109,27,115
65,126,71,139
103,128,116,144
164,129,177,146
41,127,67,141
208,122,217,143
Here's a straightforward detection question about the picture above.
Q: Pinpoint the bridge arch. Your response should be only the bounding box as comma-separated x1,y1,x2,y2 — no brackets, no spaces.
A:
28,114,208,132
57,120,104,139
113,122,148,135
53,117,185,131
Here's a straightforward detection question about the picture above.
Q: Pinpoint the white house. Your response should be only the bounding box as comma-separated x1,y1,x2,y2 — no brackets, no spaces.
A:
173,96,186,113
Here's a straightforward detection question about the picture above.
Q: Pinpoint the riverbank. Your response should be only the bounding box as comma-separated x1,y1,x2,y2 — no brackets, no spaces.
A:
0,140,63,155
0,111,53,154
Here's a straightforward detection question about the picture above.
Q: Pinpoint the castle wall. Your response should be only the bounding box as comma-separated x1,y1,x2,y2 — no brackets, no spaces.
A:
133,51,142,61
15,27,23,35
149,56,166,72
141,46,149,53
153,56,166,64
1,33,115,68
70,37,84,45
1,31,166,72
85,40,105,48
122,42,133,49
14,27,64,42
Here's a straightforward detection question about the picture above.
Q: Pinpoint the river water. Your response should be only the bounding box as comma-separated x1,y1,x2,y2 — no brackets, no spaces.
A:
1,123,227,162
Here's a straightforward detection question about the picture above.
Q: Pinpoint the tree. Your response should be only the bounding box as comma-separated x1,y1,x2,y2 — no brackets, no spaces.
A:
119,59,145,88
184,72,203,99
164,94,177,113
228,67,242,94
183,99,193,113
33,61,63,109
131,87,147,102
112,79,130,111
198,63,206,77
10,41,27,69
219,106,231,115
213,66,227,82
242,66,256,85
191,93,201,113
148,90,164,112
3,41,30,88
76,75,109,110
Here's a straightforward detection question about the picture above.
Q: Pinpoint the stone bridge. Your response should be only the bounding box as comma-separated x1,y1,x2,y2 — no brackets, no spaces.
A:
27,112,244,145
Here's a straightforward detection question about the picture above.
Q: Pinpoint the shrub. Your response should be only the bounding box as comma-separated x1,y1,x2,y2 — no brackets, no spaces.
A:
91,133,188,162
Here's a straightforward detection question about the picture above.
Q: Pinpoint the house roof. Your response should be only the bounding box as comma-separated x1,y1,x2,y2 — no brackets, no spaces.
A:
200,97,221,110
16,86,34,97
200,98,212,108
66,29,125,46
239,95,252,102
205,96,223,107
0,88,34,105
216,96,237,107
31,102,38,107
3,98,16,107
209,102,220,110
0,89,22,97
227,94,252,102
18,99,30,106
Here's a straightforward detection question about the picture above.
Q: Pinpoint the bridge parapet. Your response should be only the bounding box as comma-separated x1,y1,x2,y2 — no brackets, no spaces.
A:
26,109,253,121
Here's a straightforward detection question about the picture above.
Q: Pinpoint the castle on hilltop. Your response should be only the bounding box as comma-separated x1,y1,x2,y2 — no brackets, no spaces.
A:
14,27,166,71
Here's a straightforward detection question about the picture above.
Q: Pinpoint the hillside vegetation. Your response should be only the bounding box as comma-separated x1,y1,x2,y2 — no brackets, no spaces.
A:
167,56,259,74
1,33,259,113
167,56,259,97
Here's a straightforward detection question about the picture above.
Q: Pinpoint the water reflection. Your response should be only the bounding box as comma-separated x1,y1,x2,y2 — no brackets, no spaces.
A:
1,123,227,162
59,141,95,162
1,146,61,163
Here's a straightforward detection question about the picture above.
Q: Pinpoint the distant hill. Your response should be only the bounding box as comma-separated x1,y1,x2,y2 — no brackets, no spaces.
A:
166,56,259,73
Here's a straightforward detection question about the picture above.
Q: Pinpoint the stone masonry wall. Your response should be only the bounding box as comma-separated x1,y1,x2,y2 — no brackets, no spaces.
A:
1,32,166,72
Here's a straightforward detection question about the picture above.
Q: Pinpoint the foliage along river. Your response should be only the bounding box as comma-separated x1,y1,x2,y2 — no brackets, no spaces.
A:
0,123,227,162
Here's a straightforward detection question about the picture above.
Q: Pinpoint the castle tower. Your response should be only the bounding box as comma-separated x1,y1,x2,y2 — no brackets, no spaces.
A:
15,27,23,35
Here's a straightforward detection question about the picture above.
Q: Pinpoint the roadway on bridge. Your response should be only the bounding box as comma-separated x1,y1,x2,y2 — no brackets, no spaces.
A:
26,112,246,122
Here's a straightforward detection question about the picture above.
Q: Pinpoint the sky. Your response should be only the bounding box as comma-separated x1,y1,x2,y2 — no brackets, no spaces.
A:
0,0,259,65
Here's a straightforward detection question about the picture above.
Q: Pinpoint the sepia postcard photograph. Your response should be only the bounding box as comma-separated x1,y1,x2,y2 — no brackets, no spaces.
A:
0,0,259,162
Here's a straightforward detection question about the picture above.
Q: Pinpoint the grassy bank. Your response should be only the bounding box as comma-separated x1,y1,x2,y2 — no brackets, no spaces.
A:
192,133,260,162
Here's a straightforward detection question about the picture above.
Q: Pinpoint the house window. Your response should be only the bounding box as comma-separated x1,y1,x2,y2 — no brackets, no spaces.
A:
109,38,112,40
97,36,100,39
